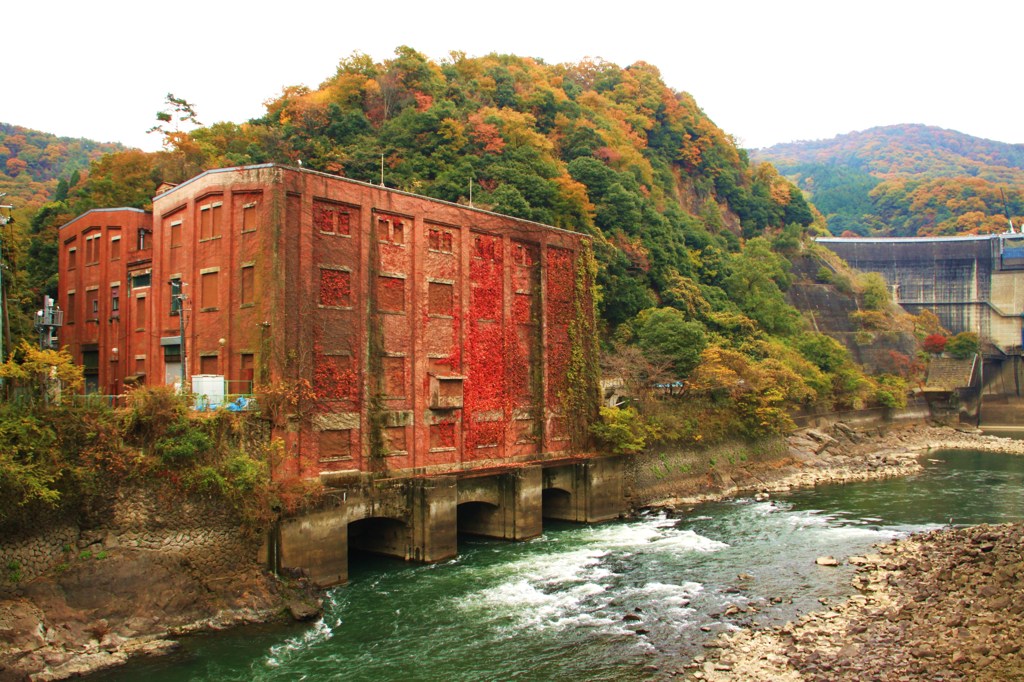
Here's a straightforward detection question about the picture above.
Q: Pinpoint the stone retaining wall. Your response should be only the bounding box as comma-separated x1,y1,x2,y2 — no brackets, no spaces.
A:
0,486,257,587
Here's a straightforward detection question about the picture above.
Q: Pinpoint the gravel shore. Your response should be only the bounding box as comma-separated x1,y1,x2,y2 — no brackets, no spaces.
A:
693,523,1024,681
682,425,1024,681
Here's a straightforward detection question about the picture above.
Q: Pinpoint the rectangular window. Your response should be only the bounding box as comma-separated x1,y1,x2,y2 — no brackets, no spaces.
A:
241,202,258,232
241,265,255,305
110,286,120,318
377,216,405,245
428,282,454,316
131,272,151,289
318,429,352,462
430,422,456,450
170,221,182,249
87,290,99,320
240,353,255,384
85,233,101,265
377,275,405,313
110,236,121,261
200,355,218,375
200,202,223,240
319,269,351,307
428,228,454,253
66,292,76,324
382,356,406,397
68,247,77,270
385,426,407,454
135,296,146,329
313,200,352,236
170,278,182,315
201,271,219,309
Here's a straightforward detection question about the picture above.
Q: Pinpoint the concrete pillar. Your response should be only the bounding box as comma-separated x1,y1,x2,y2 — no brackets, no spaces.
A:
408,475,458,563
542,456,624,523
581,455,625,522
278,504,349,587
458,466,543,540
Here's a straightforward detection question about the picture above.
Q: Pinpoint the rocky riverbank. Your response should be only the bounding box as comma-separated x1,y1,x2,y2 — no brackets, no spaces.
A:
0,548,320,682
692,522,1024,681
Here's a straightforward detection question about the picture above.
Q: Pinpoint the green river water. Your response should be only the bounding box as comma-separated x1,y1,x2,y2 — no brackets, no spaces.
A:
95,449,1024,681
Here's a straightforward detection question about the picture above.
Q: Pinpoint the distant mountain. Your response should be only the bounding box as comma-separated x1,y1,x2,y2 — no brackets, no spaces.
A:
0,123,125,209
753,125,1024,237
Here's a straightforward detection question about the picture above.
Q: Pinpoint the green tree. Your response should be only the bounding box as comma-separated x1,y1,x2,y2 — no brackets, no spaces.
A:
634,307,707,377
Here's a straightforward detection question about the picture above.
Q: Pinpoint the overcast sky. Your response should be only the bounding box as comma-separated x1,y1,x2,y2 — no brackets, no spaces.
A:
6,0,1021,153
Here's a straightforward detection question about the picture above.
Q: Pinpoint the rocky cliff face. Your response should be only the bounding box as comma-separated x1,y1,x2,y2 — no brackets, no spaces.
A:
786,254,920,373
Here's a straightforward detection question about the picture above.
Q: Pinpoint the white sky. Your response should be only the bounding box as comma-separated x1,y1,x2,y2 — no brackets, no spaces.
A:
6,0,1022,153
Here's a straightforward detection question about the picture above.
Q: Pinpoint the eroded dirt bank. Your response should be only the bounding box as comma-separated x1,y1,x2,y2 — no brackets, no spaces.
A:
692,522,1024,681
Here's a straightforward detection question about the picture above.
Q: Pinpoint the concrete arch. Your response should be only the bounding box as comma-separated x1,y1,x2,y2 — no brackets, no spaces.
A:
348,516,411,560
457,501,502,538
542,487,574,520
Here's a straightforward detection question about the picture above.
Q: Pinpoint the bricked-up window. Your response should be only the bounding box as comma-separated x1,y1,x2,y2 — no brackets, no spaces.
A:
169,278,182,315
382,356,406,397
110,235,121,261
200,355,218,375
429,422,456,450
428,227,454,253
201,271,219,309
385,426,407,453
135,296,146,329
241,265,255,305
241,202,258,232
428,282,453,316
110,286,120,319
513,242,537,266
240,353,255,384
319,269,351,307
170,220,182,248
199,202,223,240
68,247,77,270
66,292,75,324
377,275,405,312
318,429,352,462
313,200,352,236
377,216,405,245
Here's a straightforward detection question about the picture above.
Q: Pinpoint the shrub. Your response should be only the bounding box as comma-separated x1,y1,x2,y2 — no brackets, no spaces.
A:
946,332,979,359
859,273,890,310
591,406,653,455
923,333,948,354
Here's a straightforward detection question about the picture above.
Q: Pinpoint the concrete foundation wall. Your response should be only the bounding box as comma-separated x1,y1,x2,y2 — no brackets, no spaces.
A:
279,457,625,586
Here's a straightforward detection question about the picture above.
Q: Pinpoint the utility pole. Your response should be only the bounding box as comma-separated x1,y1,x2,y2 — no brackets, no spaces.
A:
0,194,14,370
174,285,189,392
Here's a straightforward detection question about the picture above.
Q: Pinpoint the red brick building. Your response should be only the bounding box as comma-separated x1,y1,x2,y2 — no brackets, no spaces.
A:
60,164,598,479
58,207,152,395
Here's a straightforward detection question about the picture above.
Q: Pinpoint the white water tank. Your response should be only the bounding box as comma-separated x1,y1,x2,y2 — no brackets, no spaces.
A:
191,374,226,410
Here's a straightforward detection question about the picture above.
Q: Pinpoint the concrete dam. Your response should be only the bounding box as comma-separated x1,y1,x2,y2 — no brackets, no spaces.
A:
819,233,1024,416
818,234,1024,352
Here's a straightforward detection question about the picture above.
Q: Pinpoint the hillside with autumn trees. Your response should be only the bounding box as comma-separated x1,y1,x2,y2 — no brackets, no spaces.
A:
753,124,1024,237
8,47,923,447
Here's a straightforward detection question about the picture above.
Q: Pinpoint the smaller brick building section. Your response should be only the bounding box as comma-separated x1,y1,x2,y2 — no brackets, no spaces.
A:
59,165,599,480
58,208,152,395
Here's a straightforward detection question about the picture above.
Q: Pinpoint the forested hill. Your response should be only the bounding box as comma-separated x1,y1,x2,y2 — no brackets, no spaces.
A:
0,123,125,209
15,48,916,443
753,124,1024,237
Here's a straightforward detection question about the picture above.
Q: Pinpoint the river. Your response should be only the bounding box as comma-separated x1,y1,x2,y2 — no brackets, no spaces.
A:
95,449,1024,681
